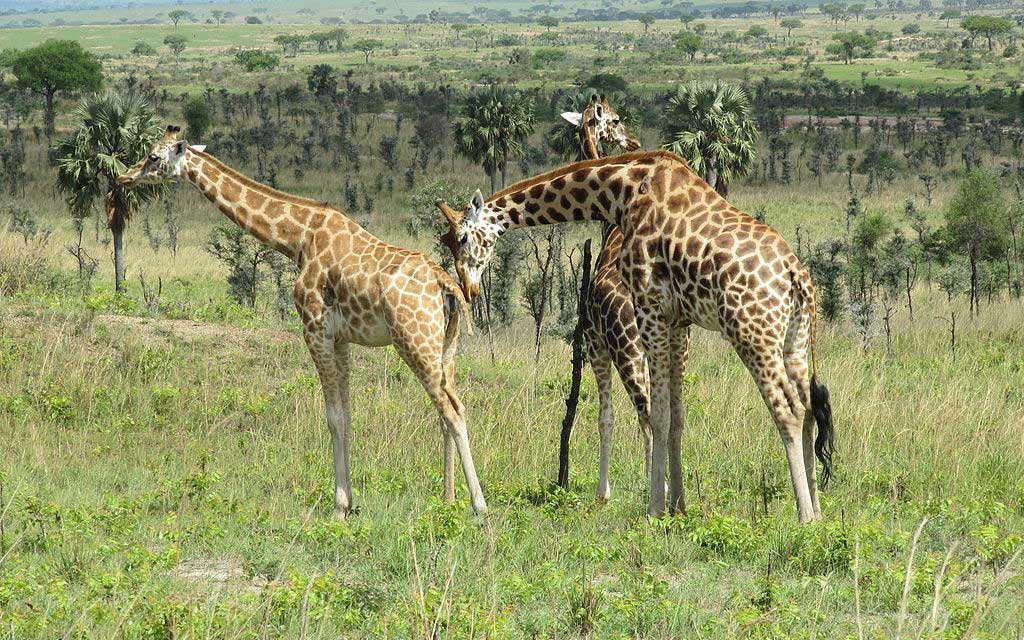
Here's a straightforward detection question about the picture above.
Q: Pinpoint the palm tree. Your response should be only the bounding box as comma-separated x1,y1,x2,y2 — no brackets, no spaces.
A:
661,81,758,197
454,86,534,193
54,91,163,293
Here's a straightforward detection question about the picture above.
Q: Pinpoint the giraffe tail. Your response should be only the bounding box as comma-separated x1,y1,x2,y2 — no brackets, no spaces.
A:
798,271,835,489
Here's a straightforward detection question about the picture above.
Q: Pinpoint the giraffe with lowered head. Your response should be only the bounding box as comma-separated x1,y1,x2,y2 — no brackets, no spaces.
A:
438,150,835,523
119,126,488,518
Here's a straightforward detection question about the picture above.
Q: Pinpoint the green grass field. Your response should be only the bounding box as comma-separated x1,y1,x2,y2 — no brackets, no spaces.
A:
2,5,1024,637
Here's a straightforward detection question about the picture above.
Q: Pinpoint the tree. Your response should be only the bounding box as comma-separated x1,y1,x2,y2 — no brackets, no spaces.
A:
901,23,920,35
673,31,703,60
639,14,656,33
163,34,187,63
465,28,489,51
451,23,468,40
168,9,188,28
351,38,383,63
307,64,337,97
454,86,535,193
781,18,803,38
53,91,163,293
182,96,211,139
274,34,304,56
828,31,876,63
821,2,848,30
538,16,559,31
939,9,959,28
211,9,225,25
849,3,866,20
326,28,348,50
961,15,1013,50
661,81,757,196
944,170,1009,315
12,40,102,137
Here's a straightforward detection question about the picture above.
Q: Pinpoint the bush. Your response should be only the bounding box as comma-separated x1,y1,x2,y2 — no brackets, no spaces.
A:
131,41,156,56
234,49,280,71
532,47,567,68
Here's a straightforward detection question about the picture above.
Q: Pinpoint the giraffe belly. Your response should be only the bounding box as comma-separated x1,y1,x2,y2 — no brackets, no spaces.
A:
322,305,393,347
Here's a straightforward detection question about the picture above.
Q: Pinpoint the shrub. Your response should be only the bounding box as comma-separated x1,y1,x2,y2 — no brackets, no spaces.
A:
234,49,279,71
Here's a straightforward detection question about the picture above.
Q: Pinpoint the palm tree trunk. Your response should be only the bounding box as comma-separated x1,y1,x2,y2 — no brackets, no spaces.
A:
111,220,126,293
106,192,127,294
489,169,497,195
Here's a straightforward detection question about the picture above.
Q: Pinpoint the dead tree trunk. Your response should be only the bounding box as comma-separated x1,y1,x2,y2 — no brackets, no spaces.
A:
557,239,593,489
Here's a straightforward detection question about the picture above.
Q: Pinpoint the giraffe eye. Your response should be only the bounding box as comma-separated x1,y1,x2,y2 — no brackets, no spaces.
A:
459,233,468,245
149,154,158,162
612,118,620,125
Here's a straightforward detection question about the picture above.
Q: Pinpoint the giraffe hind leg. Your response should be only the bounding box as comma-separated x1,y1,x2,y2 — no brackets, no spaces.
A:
784,308,821,518
393,331,487,515
739,344,816,524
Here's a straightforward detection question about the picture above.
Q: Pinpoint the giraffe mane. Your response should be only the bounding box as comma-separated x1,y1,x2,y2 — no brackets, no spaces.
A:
191,149,333,209
486,150,692,203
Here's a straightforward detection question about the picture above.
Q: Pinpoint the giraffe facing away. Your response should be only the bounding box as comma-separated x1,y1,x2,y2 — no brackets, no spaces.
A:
558,94,665,501
119,126,488,518
438,150,835,523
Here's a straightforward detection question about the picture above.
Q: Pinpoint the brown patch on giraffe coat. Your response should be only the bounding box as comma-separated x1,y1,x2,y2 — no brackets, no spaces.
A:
219,179,241,203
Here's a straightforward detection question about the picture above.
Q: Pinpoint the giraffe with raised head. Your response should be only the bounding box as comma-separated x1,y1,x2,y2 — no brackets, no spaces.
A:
557,94,666,501
119,126,488,518
438,150,835,523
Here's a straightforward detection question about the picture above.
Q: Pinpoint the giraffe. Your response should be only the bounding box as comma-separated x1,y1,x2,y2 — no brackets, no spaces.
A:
558,94,666,501
437,150,835,523
560,94,641,162
118,126,488,518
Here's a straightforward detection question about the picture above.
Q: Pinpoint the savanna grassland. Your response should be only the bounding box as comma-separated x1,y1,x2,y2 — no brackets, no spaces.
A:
2,0,1024,637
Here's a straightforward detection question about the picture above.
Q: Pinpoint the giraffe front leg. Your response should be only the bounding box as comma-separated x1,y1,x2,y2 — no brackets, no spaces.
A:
306,332,353,519
442,357,458,502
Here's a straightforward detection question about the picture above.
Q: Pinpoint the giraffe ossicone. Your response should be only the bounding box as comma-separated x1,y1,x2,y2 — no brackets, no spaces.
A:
119,125,488,518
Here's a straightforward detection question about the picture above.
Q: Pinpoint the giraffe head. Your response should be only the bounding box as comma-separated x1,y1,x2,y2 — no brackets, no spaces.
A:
437,189,500,301
561,94,640,153
117,125,205,187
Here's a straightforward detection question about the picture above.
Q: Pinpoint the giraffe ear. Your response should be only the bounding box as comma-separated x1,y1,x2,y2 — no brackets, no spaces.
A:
469,189,485,218
190,144,207,153
560,112,583,128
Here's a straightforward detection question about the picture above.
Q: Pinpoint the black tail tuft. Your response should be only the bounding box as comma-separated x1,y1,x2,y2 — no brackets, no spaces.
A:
810,375,835,489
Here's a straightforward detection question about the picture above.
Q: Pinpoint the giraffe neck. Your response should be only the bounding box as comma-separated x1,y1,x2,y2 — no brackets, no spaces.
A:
182,149,324,262
580,113,600,161
482,153,659,235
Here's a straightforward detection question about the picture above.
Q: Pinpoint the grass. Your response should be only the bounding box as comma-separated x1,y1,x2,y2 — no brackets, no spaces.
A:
2,226,1023,636
1,10,1023,637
